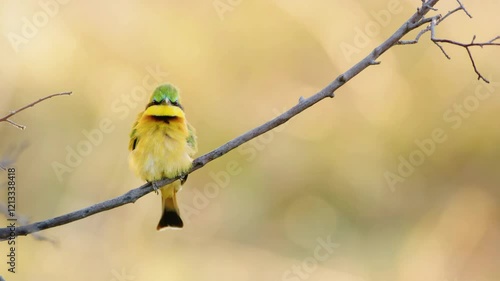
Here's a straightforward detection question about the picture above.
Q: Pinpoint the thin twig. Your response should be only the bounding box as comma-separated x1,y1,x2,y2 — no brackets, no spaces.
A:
398,16,438,45
397,0,470,45
0,0,446,240
5,119,25,130
456,0,472,18
397,0,500,83
0,92,72,130
432,33,500,83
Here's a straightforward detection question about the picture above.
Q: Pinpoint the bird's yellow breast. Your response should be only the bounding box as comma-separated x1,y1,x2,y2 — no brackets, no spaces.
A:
129,115,193,181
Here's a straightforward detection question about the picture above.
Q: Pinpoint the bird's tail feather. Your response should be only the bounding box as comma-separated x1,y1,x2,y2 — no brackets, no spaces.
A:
157,183,183,230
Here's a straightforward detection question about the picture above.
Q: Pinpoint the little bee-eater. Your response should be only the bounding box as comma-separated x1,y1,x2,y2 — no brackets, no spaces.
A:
129,84,197,230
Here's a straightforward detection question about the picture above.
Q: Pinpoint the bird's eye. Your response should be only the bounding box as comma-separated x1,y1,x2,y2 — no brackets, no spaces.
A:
146,100,163,109
171,100,183,110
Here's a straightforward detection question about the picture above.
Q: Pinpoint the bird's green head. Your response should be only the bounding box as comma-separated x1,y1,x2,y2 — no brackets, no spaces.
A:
149,84,182,108
144,84,185,118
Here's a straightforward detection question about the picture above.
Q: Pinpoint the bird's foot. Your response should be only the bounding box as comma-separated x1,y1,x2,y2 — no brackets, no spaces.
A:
180,174,189,185
152,181,160,194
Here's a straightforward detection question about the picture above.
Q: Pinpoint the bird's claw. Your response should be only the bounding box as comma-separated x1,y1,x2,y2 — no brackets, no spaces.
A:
152,181,160,194
180,174,188,185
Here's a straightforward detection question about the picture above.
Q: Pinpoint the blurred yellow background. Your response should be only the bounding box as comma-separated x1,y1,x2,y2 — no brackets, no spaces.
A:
1,0,500,280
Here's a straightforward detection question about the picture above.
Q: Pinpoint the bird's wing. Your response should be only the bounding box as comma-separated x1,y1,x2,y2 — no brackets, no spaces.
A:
128,114,141,151
129,128,139,151
186,122,198,157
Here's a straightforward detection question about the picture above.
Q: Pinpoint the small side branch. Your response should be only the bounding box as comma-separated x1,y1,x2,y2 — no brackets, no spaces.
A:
432,33,500,83
0,92,72,130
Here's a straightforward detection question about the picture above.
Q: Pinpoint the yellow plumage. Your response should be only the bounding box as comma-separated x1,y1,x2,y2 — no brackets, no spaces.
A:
129,114,193,180
128,84,197,230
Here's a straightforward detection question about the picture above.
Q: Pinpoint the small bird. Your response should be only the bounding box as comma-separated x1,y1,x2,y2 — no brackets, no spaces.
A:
129,84,197,230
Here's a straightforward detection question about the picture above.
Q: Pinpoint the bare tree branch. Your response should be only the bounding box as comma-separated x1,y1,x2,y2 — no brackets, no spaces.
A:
0,92,72,130
0,203,56,244
397,0,500,83
0,0,498,240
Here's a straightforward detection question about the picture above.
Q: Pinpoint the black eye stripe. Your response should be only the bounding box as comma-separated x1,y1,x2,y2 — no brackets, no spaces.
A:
172,101,184,109
145,100,162,109
145,100,183,109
